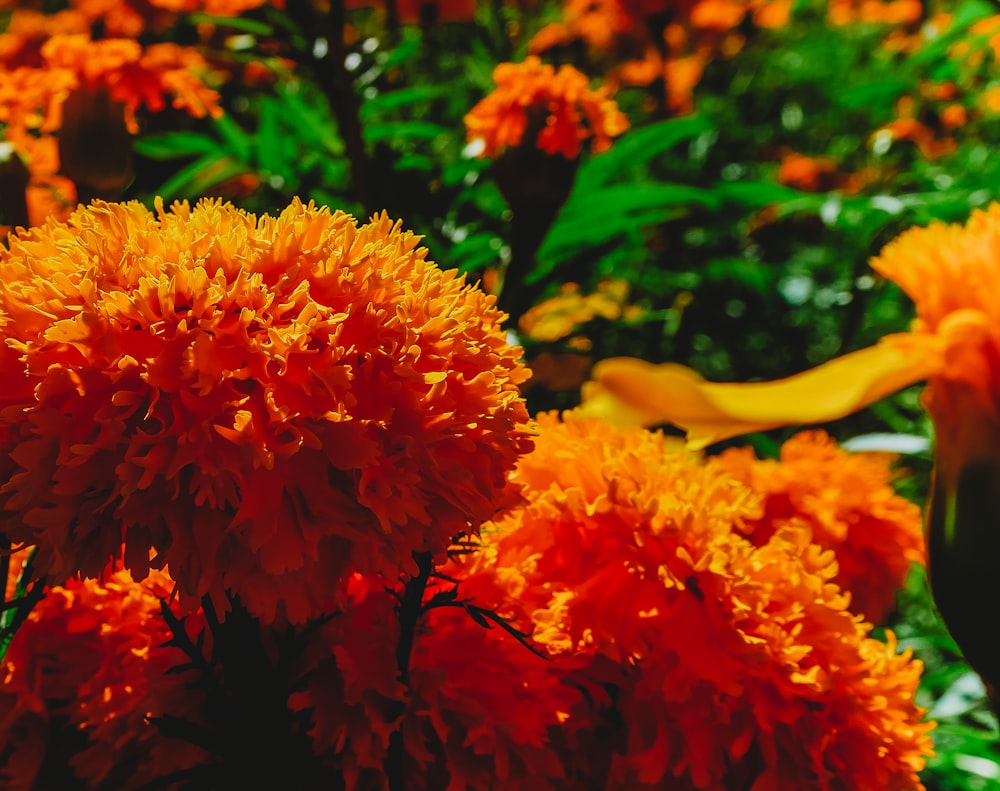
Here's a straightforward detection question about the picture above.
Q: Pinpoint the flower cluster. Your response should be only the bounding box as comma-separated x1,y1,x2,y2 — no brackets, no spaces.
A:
0,198,531,622
530,0,791,113
291,573,575,790
0,0,257,227
451,414,934,789
464,56,629,159
0,402,935,787
518,279,643,344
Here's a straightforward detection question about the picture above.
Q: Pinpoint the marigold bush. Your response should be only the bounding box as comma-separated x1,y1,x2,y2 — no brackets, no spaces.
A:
3,0,992,784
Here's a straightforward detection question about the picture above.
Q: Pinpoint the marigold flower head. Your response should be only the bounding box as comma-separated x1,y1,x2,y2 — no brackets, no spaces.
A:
715,430,926,621
0,198,532,623
0,569,209,790
39,35,223,132
464,57,630,160
453,414,934,789
827,0,922,26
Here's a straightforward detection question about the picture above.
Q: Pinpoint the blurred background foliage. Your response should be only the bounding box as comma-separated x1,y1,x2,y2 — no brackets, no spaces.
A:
7,0,1000,785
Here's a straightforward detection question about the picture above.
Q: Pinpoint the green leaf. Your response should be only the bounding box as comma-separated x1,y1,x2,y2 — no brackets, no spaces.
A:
574,115,713,191
257,96,287,177
715,180,804,207
394,154,434,172
280,84,344,156
360,86,452,120
212,113,253,163
134,132,221,160
156,154,250,201
189,13,274,36
363,122,448,143
836,77,912,111
446,232,502,272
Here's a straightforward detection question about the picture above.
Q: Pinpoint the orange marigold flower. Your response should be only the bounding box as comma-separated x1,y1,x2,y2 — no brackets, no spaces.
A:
664,53,706,113
0,9,91,69
0,569,209,790
689,0,747,31
776,151,840,192
939,102,968,129
529,0,634,52
39,35,223,132
715,430,926,621
455,414,934,790
752,0,792,28
149,0,273,15
464,57,629,160
0,198,532,623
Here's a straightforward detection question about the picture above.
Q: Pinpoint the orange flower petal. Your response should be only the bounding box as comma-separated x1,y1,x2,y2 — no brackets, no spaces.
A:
586,333,941,448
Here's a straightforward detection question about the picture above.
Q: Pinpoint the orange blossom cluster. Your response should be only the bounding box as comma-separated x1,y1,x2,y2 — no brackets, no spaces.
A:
530,0,791,114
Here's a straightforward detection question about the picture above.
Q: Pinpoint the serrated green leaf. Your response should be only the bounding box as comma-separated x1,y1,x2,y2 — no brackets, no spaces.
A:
279,84,344,156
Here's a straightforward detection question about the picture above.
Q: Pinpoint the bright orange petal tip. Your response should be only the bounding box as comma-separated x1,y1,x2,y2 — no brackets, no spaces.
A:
586,334,940,448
